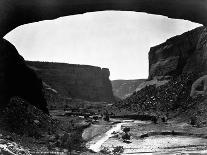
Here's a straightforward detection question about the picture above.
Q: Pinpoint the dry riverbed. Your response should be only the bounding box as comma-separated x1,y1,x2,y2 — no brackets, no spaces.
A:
82,119,207,155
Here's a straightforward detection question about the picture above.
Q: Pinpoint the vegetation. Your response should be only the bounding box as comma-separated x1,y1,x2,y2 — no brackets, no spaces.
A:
100,146,124,155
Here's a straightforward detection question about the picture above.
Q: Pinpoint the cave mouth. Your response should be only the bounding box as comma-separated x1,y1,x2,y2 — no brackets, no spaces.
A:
4,11,201,80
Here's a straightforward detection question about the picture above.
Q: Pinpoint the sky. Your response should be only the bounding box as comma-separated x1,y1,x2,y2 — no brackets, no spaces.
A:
4,11,201,80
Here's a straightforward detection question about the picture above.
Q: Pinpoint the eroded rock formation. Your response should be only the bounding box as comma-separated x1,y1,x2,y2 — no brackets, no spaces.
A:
27,61,115,102
149,26,207,79
191,75,207,98
110,26,207,122
0,39,48,113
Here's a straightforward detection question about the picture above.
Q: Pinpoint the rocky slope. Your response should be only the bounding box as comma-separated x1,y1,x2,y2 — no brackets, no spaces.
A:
0,39,48,113
110,26,207,125
111,79,145,100
27,61,114,102
0,96,90,154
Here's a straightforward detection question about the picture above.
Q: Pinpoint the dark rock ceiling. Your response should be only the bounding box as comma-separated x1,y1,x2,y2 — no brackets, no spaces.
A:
1,0,207,37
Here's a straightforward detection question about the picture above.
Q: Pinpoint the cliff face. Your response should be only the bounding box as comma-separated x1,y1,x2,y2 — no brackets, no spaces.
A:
110,26,207,122
27,61,115,102
112,79,146,100
0,39,48,113
149,26,207,79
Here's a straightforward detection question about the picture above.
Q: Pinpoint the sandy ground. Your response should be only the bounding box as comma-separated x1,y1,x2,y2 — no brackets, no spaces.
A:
102,135,207,154
85,119,207,155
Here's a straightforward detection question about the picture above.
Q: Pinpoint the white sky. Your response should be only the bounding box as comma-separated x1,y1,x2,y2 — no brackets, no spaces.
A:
4,11,201,80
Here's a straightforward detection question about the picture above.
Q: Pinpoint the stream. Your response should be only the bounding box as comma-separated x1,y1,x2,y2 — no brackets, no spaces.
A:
86,119,207,154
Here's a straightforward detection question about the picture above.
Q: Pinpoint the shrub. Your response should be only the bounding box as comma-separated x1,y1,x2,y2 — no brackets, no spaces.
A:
112,146,124,155
100,147,111,154
123,127,130,133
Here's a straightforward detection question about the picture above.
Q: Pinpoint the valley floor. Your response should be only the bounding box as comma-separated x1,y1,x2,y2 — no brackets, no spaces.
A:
82,118,207,155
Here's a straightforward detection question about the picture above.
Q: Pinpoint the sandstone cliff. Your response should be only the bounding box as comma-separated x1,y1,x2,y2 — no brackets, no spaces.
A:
148,26,207,79
27,61,115,102
148,26,207,100
0,39,48,113
110,26,207,125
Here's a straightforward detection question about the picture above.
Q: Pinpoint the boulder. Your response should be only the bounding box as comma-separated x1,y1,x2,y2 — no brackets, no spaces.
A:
190,75,207,98
0,139,30,155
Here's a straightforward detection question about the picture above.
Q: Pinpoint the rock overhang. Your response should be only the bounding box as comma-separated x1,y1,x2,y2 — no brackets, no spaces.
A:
1,0,207,38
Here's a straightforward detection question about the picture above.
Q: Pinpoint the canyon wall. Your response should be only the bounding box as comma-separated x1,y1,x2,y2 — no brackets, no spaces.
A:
110,26,207,120
148,25,207,99
0,39,48,113
27,61,115,102
148,26,207,79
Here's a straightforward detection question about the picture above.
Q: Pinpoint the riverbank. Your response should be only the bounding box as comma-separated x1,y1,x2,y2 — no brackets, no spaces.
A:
82,118,207,155
82,121,114,142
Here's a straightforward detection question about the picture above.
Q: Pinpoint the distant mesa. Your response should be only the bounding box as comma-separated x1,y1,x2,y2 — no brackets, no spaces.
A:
27,61,115,103
111,79,146,100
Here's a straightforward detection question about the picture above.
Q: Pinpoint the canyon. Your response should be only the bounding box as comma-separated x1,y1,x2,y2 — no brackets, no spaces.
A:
111,26,207,124
1,1,207,153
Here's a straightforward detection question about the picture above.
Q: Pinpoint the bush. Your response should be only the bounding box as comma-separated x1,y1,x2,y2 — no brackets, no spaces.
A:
112,146,124,155
122,133,130,141
100,146,124,155
123,127,130,133
190,116,197,126
100,147,111,154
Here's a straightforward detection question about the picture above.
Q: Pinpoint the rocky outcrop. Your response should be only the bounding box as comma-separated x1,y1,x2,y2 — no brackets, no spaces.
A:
190,75,207,98
27,61,114,102
0,138,31,155
0,39,48,113
1,0,207,38
149,26,207,79
112,79,145,100
2,97,57,136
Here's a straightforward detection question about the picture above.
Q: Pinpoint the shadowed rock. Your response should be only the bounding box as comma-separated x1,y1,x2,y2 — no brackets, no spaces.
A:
27,61,115,102
1,0,207,38
0,39,48,113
